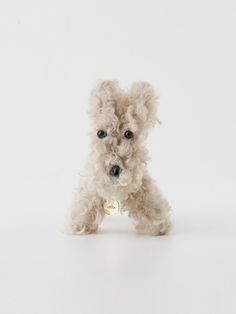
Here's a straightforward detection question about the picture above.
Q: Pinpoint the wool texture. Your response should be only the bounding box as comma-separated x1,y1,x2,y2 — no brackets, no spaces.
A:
67,80,171,235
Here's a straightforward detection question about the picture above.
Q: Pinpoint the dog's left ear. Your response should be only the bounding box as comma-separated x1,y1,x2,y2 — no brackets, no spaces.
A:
129,81,158,128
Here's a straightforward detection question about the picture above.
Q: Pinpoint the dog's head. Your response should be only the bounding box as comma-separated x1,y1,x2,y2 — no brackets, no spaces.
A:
88,80,158,200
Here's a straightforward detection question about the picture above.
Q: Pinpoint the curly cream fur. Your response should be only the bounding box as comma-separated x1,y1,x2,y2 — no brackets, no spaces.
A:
67,80,171,235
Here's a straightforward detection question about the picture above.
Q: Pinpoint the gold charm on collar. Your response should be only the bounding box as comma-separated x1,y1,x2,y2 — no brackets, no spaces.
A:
104,200,121,215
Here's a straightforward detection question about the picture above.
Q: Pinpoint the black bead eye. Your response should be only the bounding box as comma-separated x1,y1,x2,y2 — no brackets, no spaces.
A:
124,130,133,139
97,130,107,139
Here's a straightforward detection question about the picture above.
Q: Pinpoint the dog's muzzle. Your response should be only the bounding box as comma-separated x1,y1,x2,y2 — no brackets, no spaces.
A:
109,165,121,177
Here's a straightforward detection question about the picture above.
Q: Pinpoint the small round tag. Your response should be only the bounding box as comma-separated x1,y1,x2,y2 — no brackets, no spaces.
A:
104,200,120,215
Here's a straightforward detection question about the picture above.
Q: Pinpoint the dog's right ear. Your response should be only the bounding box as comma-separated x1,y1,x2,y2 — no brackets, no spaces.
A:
89,80,121,119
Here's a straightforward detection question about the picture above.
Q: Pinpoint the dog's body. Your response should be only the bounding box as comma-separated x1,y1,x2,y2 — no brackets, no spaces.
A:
68,81,171,235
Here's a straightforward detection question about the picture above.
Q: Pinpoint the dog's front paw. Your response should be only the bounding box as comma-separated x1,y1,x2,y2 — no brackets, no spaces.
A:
67,204,103,235
135,216,171,236
68,222,98,235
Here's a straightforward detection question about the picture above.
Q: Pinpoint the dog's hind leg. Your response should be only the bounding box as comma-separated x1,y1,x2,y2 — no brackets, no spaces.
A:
126,174,171,236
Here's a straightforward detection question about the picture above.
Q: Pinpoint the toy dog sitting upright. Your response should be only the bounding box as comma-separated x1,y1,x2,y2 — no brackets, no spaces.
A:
68,80,171,235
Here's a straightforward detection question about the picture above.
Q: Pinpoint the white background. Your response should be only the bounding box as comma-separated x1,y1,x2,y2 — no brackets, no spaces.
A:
0,0,236,313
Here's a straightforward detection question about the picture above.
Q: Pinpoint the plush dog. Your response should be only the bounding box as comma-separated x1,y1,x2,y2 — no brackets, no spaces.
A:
68,80,171,235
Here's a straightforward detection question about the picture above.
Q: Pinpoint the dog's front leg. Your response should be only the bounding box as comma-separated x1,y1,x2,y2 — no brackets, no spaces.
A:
67,181,105,235
126,175,171,236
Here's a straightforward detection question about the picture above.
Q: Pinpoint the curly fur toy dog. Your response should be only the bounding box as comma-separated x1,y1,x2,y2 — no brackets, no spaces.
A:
68,80,171,235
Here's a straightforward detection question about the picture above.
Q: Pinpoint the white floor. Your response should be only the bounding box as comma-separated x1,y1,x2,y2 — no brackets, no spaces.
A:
1,207,236,314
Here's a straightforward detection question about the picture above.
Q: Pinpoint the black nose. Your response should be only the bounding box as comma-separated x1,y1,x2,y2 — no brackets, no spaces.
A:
109,165,121,177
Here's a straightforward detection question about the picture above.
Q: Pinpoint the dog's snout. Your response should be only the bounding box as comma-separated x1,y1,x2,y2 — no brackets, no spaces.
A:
109,165,121,177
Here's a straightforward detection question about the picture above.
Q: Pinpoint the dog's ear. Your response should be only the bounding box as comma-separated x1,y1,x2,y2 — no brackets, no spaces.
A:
89,80,121,119
129,81,158,128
